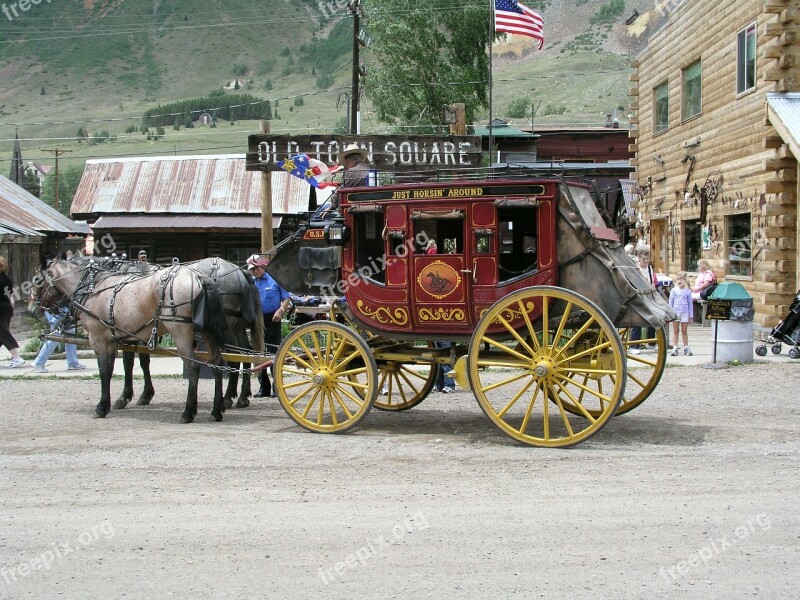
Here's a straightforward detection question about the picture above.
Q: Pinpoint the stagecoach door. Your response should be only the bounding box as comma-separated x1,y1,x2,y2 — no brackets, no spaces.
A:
411,207,472,333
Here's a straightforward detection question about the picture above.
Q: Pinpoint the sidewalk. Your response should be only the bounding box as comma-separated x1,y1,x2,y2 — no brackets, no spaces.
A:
1,323,795,378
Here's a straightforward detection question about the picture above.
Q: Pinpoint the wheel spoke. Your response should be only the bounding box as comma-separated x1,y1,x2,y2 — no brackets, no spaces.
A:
553,380,598,424
480,370,532,393
557,372,613,406
517,383,540,433
478,335,532,363
300,389,321,418
550,300,574,352
332,388,355,420
497,376,536,418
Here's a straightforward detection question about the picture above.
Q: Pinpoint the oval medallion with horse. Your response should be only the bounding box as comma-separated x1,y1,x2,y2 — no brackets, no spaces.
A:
417,260,462,300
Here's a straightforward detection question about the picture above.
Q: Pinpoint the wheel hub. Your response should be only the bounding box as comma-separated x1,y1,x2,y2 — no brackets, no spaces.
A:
533,360,553,380
312,369,334,388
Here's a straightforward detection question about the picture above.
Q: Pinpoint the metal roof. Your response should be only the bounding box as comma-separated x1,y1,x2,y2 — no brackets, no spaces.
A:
767,93,800,161
0,174,90,235
70,154,313,219
92,215,282,230
0,219,45,237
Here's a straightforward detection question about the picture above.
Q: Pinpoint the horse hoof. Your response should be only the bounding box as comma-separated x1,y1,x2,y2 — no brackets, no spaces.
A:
180,415,194,424
224,398,233,409
113,399,129,410
93,411,107,419
235,398,250,409
210,413,224,422
136,398,153,406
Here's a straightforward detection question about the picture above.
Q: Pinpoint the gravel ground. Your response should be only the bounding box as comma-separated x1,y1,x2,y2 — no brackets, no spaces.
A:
0,362,798,599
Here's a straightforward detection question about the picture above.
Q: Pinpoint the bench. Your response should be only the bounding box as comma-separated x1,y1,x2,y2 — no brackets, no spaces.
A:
694,300,710,327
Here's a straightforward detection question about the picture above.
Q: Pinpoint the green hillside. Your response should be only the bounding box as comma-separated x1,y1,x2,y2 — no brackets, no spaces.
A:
1,0,640,174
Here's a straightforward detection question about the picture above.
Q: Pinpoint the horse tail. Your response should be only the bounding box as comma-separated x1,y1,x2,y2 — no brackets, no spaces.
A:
243,276,265,353
195,275,227,362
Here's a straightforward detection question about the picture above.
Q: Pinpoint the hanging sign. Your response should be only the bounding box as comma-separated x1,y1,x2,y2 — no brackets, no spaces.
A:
246,135,483,172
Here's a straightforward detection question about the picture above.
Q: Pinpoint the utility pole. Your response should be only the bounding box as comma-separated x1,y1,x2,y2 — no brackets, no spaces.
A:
349,0,363,134
260,120,273,252
41,148,72,214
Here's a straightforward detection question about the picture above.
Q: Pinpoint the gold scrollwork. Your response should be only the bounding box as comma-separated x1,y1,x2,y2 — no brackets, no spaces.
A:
356,300,409,326
418,307,466,322
497,301,537,323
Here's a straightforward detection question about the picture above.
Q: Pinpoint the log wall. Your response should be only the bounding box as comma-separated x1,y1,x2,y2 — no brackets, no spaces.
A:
631,0,799,328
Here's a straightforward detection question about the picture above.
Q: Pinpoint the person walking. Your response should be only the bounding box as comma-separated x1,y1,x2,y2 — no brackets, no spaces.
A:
669,272,694,356
32,306,85,373
247,254,291,398
0,256,25,368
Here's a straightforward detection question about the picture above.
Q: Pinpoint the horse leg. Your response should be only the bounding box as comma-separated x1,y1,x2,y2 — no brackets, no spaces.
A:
234,362,250,408
223,362,239,409
136,352,155,405
113,351,136,409
95,349,116,418
211,354,225,422
181,356,199,424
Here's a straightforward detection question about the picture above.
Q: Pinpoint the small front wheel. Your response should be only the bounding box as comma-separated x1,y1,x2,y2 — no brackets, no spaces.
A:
755,345,768,357
274,321,378,433
771,343,782,355
789,347,800,360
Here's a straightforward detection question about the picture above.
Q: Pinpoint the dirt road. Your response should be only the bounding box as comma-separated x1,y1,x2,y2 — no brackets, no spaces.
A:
1,363,798,599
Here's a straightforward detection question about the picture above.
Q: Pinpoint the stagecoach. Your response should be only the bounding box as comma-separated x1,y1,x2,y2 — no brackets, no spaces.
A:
266,173,676,447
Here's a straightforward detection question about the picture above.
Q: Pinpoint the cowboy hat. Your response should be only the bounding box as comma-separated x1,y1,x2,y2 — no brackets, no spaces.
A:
246,254,268,270
337,143,368,166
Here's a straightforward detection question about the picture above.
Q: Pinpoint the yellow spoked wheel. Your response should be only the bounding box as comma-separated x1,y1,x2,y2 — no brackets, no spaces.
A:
468,286,626,448
558,327,667,418
274,321,378,433
616,327,667,415
373,346,437,412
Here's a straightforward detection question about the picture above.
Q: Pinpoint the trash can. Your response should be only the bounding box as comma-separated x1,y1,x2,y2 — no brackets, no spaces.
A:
710,283,754,363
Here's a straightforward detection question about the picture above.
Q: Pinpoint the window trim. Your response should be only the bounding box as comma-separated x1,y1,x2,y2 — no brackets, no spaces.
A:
653,80,670,135
725,212,752,278
681,59,702,122
736,22,757,96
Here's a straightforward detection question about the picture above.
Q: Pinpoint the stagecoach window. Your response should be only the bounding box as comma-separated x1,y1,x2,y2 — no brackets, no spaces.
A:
498,207,538,283
354,212,386,283
476,233,491,254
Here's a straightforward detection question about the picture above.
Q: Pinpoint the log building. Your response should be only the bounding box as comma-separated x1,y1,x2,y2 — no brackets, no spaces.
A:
630,0,799,328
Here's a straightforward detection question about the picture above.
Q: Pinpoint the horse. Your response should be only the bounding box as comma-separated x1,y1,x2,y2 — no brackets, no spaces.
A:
39,258,228,423
105,257,264,411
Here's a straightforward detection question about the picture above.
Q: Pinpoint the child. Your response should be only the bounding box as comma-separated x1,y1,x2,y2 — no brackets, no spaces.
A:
669,272,694,356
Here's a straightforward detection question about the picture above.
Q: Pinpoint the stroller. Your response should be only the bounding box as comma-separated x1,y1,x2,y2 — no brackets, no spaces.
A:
755,289,800,359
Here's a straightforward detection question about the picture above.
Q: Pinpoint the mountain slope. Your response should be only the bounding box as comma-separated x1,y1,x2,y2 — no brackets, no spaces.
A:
0,0,645,170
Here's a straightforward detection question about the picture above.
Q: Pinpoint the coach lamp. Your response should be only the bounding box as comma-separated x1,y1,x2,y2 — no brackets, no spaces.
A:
324,223,351,246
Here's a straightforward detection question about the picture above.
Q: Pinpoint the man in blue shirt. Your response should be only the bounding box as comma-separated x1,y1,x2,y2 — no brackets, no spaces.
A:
247,255,291,398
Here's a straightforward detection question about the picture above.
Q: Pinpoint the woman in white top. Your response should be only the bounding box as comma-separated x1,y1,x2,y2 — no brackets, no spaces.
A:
691,259,716,300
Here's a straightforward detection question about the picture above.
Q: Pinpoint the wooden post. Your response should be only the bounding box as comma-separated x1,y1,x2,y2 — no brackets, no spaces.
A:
449,103,466,136
260,120,273,252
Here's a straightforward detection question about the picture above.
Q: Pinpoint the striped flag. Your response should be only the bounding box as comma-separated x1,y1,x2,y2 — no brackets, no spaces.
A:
494,0,545,49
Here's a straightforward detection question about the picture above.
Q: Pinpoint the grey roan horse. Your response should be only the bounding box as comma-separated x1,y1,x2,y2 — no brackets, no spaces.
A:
40,258,228,423
110,258,265,411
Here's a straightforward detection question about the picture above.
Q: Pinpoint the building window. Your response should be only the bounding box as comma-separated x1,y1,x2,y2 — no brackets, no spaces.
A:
683,219,701,272
682,60,702,120
726,213,751,277
737,23,756,94
654,81,669,134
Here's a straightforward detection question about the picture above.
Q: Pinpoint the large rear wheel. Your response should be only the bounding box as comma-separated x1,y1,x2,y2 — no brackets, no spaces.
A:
468,286,625,448
274,321,377,433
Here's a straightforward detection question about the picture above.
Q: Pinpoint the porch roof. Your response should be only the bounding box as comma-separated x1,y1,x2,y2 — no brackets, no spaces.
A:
767,93,800,162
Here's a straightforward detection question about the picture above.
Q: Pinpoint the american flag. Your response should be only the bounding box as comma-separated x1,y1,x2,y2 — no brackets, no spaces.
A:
494,0,545,49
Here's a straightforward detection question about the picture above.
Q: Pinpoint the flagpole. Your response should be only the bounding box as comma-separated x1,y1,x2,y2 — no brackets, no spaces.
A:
488,0,494,172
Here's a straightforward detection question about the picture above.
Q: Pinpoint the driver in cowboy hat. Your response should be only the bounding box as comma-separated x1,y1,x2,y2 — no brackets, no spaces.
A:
338,143,371,188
